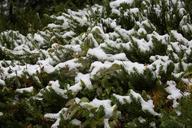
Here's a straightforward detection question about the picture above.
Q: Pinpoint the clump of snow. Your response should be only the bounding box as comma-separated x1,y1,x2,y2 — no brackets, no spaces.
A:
87,47,128,61
114,90,160,116
165,81,183,108
183,92,190,96
25,64,41,76
90,98,114,118
176,110,181,116
87,47,108,60
114,60,145,74
48,80,68,99
44,108,68,128
69,73,92,93
138,28,147,35
171,30,188,45
80,98,116,118
64,44,82,52
110,0,134,8
130,90,160,116
104,118,110,128
182,78,192,85
71,119,81,126
90,60,146,78
138,116,146,124
149,121,156,128
90,61,113,77
34,33,45,45
62,31,75,38
148,55,173,75
69,82,82,93
75,73,92,89
37,60,55,74
0,79,5,86
132,37,152,52
55,59,82,71
16,86,33,93
47,23,61,29
113,94,132,104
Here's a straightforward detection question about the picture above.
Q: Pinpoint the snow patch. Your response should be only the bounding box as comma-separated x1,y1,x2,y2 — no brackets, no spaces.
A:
16,86,33,93
165,81,183,108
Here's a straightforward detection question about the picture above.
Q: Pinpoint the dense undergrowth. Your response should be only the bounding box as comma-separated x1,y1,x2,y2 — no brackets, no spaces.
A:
1,0,192,128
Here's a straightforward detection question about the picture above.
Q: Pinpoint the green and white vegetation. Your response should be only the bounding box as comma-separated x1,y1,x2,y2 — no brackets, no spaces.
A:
1,0,192,127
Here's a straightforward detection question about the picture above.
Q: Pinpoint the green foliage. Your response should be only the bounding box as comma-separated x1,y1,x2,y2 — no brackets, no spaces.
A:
0,87,51,128
1,0,192,127
160,95,192,128
128,68,158,91
0,0,102,34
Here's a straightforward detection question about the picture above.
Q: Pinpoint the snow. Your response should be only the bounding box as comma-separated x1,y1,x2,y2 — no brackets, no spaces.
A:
171,30,188,44
111,8,121,15
104,118,110,128
87,47,108,60
176,110,181,116
130,8,139,14
75,73,92,89
114,90,160,116
133,37,152,52
90,61,113,77
47,23,61,28
67,10,88,26
1,1,192,127
37,60,55,74
62,31,75,38
130,90,160,116
0,79,5,86
138,28,147,35
87,47,128,61
44,108,68,128
51,119,60,128
89,98,115,118
141,99,158,116
165,81,183,108
182,78,192,85
91,26,106,39
71,119,81,126
179,8,186,17
183,92,190,96
49,80,60,88
25,64,41,75
149,122,156,128
64,44,82,52
89,60,146,78
148,55,173,75
77,98,116,118
171,0,177,5
114,26,130,41
44,112,60,120
55,59,82,70
16,86,33,93
69,82,82,93
138,116,146,123
44,107,67,118
110,53,128,61
113,94,132,104
48,80,68,98
34,33,45,45
115,60,145,74
110,0,134,8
